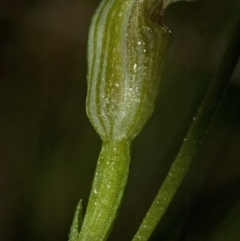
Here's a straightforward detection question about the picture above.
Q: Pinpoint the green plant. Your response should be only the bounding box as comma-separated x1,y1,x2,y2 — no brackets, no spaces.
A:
68,0,240,240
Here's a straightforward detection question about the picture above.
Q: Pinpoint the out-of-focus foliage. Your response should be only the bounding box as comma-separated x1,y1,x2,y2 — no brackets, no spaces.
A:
0,0,239,241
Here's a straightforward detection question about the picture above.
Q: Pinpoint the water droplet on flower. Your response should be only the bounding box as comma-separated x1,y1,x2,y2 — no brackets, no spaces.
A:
133,64,137,71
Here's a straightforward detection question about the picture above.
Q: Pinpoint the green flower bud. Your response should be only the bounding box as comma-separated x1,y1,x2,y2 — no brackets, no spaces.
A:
86,0,172,141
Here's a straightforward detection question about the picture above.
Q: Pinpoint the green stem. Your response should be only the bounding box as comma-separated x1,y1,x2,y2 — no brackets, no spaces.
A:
78,140,130,241
132,12,240,241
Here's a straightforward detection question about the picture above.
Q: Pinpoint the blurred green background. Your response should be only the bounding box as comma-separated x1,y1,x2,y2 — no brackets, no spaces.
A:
0,0,240,240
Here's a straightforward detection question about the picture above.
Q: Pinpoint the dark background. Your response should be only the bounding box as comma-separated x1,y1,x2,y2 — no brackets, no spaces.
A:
1,0,240,240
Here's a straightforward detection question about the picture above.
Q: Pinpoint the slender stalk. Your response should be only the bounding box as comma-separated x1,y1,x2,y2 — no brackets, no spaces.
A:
132,12,240,241
78,140,130,241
